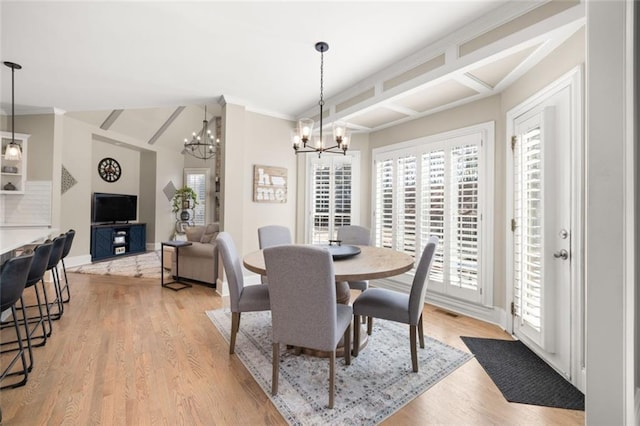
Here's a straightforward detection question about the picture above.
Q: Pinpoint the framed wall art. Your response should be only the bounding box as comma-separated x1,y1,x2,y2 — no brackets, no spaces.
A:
253,165,287,203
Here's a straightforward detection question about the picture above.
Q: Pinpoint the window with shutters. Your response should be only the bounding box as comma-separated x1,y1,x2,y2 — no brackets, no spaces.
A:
372,123,494,305
184,168,210,226
307,153,360,244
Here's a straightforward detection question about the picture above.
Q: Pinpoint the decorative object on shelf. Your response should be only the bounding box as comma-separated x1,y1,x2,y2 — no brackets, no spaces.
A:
171,186,199,234
3,61,22,161
97,157,122,182
253,165,287,203
2,166,18,173
171,186,198,213
183,105,219,160
292,42,350,157
3,182,16,191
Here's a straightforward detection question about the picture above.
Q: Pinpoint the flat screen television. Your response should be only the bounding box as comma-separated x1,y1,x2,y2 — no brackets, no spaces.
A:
91,192,138,224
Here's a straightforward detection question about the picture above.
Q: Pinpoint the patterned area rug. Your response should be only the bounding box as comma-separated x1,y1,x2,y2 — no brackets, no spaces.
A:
207,309,473,425
70,251,169,279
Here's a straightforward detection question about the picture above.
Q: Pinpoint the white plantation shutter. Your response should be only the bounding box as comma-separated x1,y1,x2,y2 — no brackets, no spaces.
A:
333,161,352,230
396,155,417,256
374,158,394,249
184,168,209,226
373,123,493,305
307,154,360,244
448,144,480,291
310,162,331,244
513,127,543,331
421,151,446,282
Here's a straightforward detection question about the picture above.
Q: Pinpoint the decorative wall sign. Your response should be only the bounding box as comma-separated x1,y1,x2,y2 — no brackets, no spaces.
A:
253,165,287,203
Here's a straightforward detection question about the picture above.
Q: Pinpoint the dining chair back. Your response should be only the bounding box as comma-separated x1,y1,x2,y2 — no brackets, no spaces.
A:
258,225,292,248
352,236,438,372
336,225,370,246
257,225,292,285
264,244,352,408
216,232,270,354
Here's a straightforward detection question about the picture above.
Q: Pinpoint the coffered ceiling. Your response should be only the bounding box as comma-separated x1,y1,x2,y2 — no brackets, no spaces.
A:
0,1,585,152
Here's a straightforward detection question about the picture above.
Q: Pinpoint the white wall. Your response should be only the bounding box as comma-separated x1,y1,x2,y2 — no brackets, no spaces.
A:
220,100,297,259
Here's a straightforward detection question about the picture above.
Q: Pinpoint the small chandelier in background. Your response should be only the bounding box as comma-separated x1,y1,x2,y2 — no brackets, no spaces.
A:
292,42,350,157
4,61,23,161
183,105,218,160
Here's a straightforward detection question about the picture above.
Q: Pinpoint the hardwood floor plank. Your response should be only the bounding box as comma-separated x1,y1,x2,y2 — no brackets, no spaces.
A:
0,273,584,425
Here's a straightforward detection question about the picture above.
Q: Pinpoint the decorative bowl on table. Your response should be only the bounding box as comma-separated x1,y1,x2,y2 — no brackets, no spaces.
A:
319,244,361,260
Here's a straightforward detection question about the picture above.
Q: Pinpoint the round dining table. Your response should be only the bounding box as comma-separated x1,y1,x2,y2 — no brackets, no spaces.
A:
243,244,414,357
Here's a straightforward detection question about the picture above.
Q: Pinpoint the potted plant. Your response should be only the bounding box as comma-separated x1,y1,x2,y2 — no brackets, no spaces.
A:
172,186,199,213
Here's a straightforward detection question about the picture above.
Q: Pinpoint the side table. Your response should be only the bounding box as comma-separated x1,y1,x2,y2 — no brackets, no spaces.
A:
161,240,193,291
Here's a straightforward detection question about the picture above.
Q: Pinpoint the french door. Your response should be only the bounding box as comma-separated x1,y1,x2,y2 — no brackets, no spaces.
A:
509,74,580,381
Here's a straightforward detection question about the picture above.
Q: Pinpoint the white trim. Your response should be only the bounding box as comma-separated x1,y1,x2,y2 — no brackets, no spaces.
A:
623,0,636,421
505,65,584,390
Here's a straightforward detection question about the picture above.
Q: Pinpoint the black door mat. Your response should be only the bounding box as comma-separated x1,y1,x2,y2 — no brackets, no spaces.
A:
461,336,584,410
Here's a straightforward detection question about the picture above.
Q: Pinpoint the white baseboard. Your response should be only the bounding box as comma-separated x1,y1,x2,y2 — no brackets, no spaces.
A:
65,254,92,268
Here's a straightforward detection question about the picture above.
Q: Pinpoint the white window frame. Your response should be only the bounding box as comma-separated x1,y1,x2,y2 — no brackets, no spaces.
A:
372,122,494,307
304,151,361,244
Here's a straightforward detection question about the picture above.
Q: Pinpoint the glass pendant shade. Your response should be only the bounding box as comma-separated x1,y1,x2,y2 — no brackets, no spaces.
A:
4,142,22,161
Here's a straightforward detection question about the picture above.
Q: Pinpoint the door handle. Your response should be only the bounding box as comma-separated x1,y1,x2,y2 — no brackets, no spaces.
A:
553,249,569,260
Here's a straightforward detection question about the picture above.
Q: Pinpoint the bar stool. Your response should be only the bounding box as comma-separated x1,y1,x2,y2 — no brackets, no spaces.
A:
0,253,34,389
1,242,54,355
58,229,75,303
44,235,67,321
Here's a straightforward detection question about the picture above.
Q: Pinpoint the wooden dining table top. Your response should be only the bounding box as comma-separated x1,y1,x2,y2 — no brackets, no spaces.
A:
242,245,414,282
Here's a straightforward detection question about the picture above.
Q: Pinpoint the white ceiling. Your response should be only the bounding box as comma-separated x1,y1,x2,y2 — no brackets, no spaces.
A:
0,1,585,148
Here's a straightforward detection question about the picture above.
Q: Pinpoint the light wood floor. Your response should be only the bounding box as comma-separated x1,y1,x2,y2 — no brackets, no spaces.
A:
0,273,585,425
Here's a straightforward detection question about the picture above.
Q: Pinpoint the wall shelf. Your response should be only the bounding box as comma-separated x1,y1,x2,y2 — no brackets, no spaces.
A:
0,131,29,195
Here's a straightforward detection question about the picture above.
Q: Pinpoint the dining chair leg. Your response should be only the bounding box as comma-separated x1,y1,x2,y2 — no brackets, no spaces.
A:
329,350,335,409
418,313,425,348
352,315,360,357
367,316,373,335
343,323,351,365
271,342,279,396
229,312,240,354
410,324,418,372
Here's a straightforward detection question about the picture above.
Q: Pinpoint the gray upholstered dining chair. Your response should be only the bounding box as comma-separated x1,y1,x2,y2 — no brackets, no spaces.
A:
336,225,371,292
216,232,271,354
264,245,352,409
257,225,292,284
352,236,438,372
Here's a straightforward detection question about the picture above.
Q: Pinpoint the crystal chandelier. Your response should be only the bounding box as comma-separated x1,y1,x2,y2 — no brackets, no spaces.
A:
292,42,350,157
183,106,218,160
3,61,22,161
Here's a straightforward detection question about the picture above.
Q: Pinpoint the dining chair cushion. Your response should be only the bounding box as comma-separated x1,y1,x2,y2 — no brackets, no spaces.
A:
352,288,410,324
237,284,271,312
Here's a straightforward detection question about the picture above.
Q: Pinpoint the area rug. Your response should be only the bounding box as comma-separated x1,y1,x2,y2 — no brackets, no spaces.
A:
460,336,584,410
207,309,473,425
69,251,169,279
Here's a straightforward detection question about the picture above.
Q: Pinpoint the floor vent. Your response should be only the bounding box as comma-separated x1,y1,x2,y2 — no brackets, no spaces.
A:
435,308,459,318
